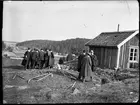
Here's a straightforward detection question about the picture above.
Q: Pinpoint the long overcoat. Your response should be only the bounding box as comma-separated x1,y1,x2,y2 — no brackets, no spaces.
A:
31,50,39,68
77,54,85,72
80,54,93,81
44,51,49,67
90,54,98,71
24,50,32,69
31,51,39,61
39,50,45,61
49,52,54,67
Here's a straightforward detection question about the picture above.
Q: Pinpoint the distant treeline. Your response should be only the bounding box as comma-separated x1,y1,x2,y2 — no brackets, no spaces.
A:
16,38,90,55
2,41,6,50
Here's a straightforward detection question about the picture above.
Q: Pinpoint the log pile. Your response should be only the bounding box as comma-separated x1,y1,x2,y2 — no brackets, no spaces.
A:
94,68,116,83
63,59,78,71
94,67,138,82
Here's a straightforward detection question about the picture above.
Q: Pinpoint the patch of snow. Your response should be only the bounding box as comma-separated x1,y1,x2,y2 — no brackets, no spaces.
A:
17,85,29,90
133,97,138,103
130,92,133,94
95,84,101,87
72,88,81,95
3,100,7,104
10,57,23,60
89,87,96,91
4,85,15,89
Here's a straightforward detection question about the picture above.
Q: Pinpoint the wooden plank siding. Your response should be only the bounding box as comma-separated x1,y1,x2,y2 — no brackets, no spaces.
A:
111,48,118,68
118,34,139,69
130,34,139,46
89,46,118,69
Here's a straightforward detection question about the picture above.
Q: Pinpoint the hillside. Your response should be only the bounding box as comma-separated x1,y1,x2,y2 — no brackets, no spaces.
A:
3,41,18,48
16,38,90,54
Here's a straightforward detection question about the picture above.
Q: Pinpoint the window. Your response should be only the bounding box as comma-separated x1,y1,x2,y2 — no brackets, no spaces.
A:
129,47,138,62
129,47,139,68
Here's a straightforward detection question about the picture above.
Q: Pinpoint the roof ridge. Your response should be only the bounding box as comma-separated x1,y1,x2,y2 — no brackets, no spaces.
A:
101,30,137,34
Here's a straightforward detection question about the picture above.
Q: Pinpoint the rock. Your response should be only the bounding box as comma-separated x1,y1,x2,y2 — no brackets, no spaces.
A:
72,88,81,95
133,97,138,103
3,100,7,104
45,91,52,99
45,91,61,100
101,78,110,84
31,96,34,99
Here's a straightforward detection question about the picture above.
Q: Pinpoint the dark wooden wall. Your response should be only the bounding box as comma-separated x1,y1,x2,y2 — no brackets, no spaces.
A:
119,34,139,68
89,46,118,69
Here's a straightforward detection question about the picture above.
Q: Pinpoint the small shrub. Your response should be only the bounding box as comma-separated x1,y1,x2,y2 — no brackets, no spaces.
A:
6,46,13,52
59,57,64,64
3,54,8,57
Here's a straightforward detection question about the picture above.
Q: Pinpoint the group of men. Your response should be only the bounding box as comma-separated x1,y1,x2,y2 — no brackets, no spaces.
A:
21,48,55,70
77,50,98,82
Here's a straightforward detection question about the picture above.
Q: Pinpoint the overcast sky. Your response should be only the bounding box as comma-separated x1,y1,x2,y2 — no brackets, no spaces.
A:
3,1,139,42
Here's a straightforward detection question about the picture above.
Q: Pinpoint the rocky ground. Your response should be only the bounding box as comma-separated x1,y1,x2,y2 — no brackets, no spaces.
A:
2,57,139,103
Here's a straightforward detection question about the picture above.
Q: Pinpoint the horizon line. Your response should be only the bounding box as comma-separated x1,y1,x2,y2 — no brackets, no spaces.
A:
2,37,91,43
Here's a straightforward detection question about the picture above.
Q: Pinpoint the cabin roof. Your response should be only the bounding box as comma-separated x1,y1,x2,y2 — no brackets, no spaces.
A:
85,30,138,47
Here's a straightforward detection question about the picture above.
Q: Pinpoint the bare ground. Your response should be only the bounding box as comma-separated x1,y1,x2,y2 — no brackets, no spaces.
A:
2,57,139,103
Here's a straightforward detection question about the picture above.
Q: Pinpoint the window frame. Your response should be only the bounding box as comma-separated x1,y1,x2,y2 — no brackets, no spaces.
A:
129,46,139,63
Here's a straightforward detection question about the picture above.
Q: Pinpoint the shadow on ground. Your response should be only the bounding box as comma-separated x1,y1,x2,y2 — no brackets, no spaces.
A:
3,65,25,70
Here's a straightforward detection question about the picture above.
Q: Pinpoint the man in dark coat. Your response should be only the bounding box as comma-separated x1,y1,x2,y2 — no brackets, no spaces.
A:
77,50,86,80
39,49,45,69
47,49,54,69
49,50,55,69
80,52,93,82
44,49,49,68
89,50,98,72
24,48,31,70
31,48,39,69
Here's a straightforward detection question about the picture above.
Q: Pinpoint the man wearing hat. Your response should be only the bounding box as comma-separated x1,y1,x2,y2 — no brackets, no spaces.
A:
24,48,32,70
89,50,98,71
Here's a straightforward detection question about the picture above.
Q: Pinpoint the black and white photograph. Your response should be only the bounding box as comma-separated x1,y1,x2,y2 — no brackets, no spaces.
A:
2,0,139,103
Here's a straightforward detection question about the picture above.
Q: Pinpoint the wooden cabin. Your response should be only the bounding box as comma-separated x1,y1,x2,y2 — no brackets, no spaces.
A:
85,30,139,69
